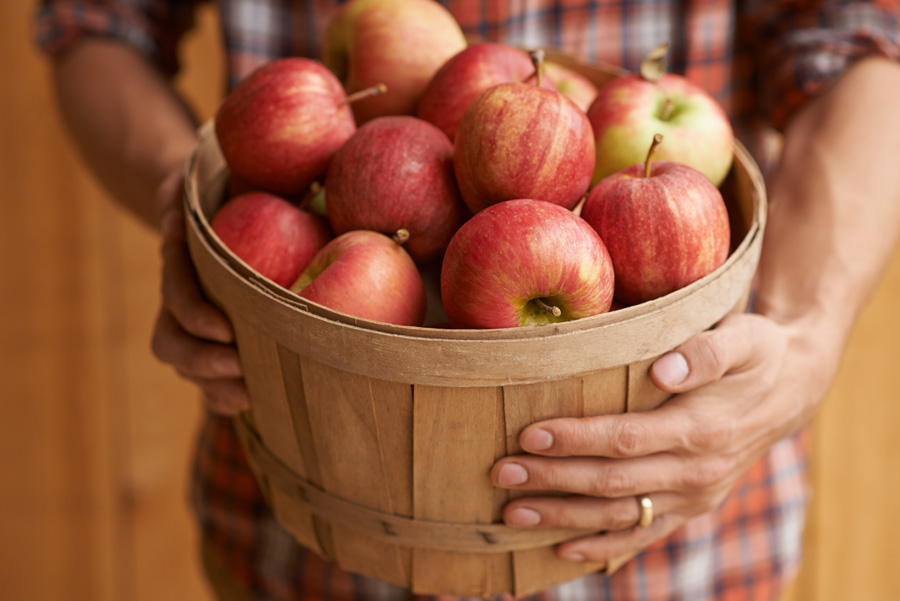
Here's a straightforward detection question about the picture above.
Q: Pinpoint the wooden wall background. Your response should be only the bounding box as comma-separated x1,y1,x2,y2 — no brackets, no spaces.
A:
1,2,898,600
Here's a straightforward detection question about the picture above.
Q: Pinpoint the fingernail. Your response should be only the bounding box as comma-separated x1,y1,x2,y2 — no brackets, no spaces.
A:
522,428,553,452
214,354,242,377
204,319,233,343
653,351,689,386
508,507,541,526
497,463,528,487
561,552,586,562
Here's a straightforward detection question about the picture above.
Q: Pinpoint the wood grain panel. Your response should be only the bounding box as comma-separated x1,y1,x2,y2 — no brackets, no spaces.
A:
0,3,219,601
782,243,900,601
300,359,409,584
411,385,510,595
127,8,223,601
503,379,601,595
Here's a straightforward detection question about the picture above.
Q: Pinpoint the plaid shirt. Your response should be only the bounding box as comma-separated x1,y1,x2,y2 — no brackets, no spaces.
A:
34,1,900,600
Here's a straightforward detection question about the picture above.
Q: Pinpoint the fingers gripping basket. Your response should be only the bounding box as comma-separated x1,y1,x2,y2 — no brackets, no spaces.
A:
183,57,767,597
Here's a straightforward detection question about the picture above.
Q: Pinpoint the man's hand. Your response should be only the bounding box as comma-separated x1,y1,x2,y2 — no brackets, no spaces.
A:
490,56,900,565
151,168,250,414
490,312,834,563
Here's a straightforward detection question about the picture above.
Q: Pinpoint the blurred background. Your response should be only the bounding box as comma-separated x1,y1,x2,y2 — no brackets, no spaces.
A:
2,1,899,600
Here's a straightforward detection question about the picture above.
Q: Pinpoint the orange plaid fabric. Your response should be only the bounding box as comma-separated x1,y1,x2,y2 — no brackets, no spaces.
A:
33,1,900,599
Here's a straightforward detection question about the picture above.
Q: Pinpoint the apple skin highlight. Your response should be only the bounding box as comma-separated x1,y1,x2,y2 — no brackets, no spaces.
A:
325,116,466,264
323,0,467,124
587,73,734,187
441,199,614,329
215,58,357,196
211,192,333,289
582,160,730,305
417,42,557,143
291,230,427,327
454,83,596,214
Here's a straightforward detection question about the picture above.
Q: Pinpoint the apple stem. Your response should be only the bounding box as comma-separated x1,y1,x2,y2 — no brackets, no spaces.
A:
529,49,546,88
660,98,675,121
298,181,322,211
392,228,410,245
339,83,388,106
644,133,664,178
535,298,562,318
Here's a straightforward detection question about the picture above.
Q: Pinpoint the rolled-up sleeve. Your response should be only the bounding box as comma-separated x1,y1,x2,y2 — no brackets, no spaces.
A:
33,0,204,75
744,1,900,131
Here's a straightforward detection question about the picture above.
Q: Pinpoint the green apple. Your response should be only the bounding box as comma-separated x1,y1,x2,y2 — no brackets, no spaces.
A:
587,46,734,187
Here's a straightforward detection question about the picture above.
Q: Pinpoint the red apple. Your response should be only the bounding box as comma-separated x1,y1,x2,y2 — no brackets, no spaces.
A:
215,57,363,197
581,135,731,305
441,199,614,329
290,230,427,326
453,54,596,214
211,192,333,288
323,0,467,125
325,116,467,264
543,61,599,112
416,42,556,142
587,69,734,187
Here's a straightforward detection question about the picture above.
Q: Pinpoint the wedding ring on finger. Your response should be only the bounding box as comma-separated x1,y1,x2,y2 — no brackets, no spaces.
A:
636,495,654,528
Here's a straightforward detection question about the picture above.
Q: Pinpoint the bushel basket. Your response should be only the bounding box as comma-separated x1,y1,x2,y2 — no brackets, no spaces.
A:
183,54,767,597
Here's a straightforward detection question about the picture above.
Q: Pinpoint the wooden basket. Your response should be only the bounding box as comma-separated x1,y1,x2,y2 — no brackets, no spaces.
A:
183,56,767,597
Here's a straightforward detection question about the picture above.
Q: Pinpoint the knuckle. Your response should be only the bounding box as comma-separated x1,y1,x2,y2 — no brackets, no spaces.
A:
681,458,732,492
610,419,647,457
176,308,209,339
686,413,735,454
693,332,728,378
174,365,197,381
609,497,640,529
597,465,632,497
540,462,576,492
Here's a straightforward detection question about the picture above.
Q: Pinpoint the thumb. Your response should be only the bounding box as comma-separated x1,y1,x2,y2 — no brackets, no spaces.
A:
650,313,778,393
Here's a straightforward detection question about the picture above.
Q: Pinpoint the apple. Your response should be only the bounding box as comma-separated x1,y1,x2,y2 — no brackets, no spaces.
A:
441,199,614,329
453,51,596,214
325,116,467,264
416,42,556,142
290,230,427,326
211,192,333,288
323,0,467,125
215,57,384,197
581,134,731,305
586,47,734,187
543,61,599,112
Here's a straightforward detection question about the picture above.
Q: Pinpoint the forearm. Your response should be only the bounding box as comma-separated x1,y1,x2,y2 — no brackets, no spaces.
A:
51,38,200,229
756,57,900,351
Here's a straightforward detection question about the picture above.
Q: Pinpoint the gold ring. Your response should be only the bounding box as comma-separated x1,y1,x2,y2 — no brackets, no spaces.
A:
637,495,653,528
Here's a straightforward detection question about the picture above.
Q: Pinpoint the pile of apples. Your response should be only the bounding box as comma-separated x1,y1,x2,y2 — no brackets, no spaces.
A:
209,0,735,330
